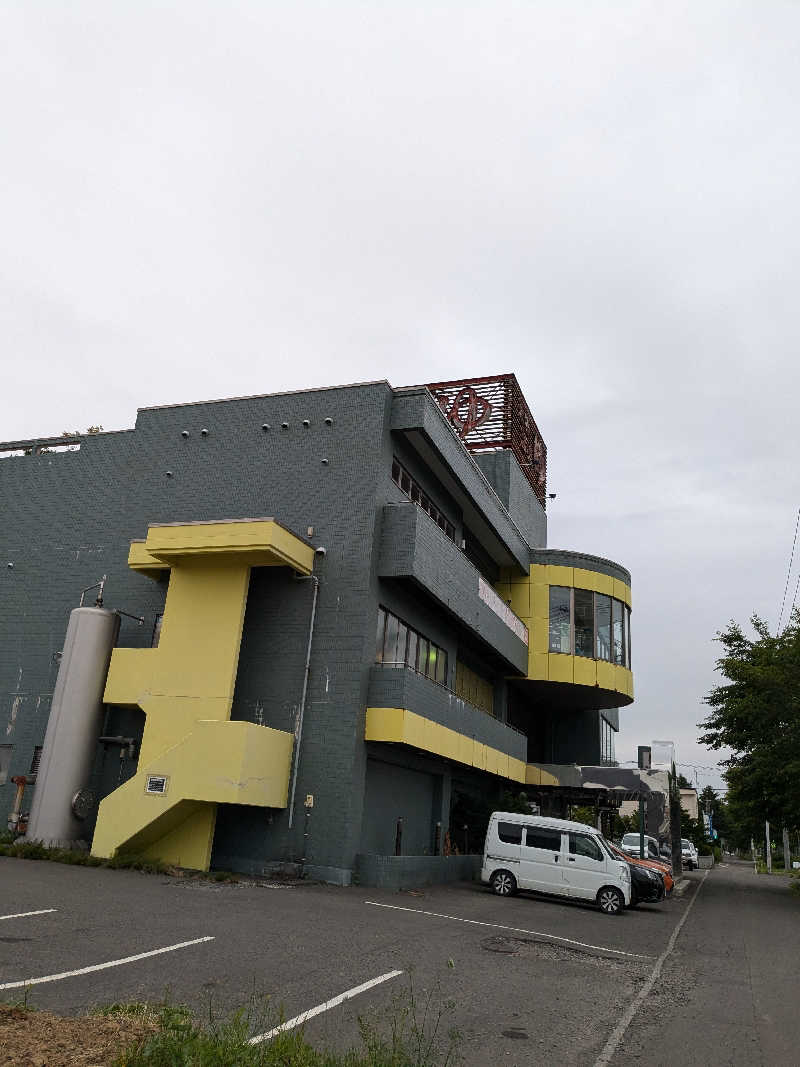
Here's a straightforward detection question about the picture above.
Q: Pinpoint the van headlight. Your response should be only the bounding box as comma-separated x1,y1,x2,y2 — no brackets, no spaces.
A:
620,863,630,881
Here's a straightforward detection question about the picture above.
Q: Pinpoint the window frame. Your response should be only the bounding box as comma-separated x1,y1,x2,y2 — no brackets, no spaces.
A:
391,457,456,542
375,605,449,687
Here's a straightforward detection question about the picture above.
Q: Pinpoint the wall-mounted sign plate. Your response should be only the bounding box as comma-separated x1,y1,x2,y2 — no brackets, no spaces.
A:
145,774,169,795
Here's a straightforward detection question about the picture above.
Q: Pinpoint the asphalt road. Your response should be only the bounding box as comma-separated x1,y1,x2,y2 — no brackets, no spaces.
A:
0,856,797,1065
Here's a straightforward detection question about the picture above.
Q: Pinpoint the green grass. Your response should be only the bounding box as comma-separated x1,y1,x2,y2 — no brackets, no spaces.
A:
106,982,461,1067
0,839,169,875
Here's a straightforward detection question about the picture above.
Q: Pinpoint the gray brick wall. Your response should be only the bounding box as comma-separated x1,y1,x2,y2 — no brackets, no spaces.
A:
377,502,529,673
0,382,394,876
390,390,530,570
473,451,547,549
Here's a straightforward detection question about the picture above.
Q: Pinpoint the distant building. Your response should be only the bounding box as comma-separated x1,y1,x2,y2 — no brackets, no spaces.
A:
1,374,633,886
680,788,699,821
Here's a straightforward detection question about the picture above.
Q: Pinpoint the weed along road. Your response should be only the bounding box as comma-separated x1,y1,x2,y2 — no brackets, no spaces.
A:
1,856,798,1065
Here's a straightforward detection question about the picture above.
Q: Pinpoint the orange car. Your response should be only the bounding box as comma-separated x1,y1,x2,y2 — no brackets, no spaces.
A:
609,842,674,895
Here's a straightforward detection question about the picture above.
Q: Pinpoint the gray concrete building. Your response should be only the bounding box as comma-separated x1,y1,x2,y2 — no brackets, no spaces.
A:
0,375,633,886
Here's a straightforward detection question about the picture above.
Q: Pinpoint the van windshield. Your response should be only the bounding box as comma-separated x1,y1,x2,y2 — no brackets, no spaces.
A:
597,836,616,860
621,834,640,845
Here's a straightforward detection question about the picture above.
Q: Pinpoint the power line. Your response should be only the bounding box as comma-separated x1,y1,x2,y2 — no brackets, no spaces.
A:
777,505,800,634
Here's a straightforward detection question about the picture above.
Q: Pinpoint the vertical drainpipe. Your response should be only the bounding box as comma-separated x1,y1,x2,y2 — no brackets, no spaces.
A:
288,574,319,829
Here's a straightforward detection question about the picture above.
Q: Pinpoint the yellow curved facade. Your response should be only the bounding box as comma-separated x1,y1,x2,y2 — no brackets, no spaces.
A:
495,564,634,704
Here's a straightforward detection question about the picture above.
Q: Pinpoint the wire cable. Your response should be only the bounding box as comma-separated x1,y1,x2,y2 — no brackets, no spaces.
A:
777,505,800,634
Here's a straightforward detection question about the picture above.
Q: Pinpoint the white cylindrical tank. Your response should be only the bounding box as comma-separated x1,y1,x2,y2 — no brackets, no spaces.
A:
24,607,119,848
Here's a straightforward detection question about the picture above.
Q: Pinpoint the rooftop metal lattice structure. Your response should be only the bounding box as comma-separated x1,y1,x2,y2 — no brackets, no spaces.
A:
425,374,547,509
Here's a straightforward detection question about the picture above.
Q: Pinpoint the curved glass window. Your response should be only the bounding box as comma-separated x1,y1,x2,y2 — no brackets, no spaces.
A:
574,588,594,658
612,598,624,665
595,594,611,662
546,585,631,668
548,587,571,653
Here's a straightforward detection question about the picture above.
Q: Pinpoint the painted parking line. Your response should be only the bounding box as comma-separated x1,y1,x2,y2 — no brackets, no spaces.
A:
0,909,57,922
0,936,215,991
248,970,404,1046
365,901,654,960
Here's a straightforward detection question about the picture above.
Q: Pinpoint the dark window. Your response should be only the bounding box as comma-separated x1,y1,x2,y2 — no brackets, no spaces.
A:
391,457,456,543
30,746,43,776
525,827,562,852
375,607,448,685
497,822,523,844
384,613,400,665
568,832,603,862
574,589,594,658
626,605,632,667
595,594,612,662
549,587,571,653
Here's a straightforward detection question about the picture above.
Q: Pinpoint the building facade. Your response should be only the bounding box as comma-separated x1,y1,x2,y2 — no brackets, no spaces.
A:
0,375,633,886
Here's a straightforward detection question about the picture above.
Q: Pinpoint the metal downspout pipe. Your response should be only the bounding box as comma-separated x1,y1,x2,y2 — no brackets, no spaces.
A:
288,574,319,829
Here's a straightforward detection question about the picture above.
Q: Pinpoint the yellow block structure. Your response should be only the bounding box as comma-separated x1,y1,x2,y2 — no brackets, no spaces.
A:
92,518,314,870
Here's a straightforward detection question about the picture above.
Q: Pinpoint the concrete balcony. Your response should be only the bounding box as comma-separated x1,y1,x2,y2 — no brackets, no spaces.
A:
377,502,529,674
366,664,528,773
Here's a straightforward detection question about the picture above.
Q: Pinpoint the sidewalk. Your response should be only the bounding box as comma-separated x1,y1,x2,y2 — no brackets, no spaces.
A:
611,860,800,1065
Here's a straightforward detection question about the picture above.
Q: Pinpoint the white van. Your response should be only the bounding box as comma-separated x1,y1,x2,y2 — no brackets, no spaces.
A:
482,812,631,915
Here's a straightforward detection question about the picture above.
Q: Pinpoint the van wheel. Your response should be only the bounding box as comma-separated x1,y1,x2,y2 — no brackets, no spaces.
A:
490,870,517,896
597,886,625,914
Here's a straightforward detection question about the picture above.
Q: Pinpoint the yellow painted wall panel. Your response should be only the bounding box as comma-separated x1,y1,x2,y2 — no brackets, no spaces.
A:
532,584,549,620
531,564,549,586
612,578,628,604
546,565,573,588
531,619,549,655
548,654,574,684
528,651,548,680
141,806,217,871
509,581,530,618
572,656,597,688
596,660,616,691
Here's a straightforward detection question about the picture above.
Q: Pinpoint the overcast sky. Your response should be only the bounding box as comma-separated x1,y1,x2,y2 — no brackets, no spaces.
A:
4,3,799,792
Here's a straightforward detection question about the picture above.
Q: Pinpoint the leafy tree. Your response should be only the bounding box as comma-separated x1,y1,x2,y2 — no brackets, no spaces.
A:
699,611,800,837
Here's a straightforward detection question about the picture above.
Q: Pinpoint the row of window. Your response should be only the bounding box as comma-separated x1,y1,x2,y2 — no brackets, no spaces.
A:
391,458,456,542
549,586,632,666
497,822,606,862
375,607,449,685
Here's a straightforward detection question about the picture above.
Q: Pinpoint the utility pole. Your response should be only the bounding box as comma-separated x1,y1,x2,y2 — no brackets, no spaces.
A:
765,820,772,873
783,827,791,873
637,745,651,860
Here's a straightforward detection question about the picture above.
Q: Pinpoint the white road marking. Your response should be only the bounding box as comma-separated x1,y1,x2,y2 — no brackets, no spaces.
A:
593,870,708,1066
0,936,215,991
364,901,654,959
0,909,57,922
248,970,404,1046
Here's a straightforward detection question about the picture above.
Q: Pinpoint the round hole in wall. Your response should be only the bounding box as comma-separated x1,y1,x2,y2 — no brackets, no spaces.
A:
262,423,271,432
321,458,329,465
281,422,289,430
302,419,310,428
181,430,189,438
166,470,173,477
324,417,333,426
200,428,209,437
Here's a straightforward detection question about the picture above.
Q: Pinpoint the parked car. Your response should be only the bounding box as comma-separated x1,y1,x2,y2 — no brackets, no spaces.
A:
626,859,665,906
620,832,662,861
681,839,699,870
482,813,631,915
608,842,674,895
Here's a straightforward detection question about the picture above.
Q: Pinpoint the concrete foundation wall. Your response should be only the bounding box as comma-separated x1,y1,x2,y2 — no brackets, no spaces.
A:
355,852,481,889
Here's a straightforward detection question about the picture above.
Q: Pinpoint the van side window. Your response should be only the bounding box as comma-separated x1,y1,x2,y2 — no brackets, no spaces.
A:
497,822,523,844
525,827,562,852
568,832,603,862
